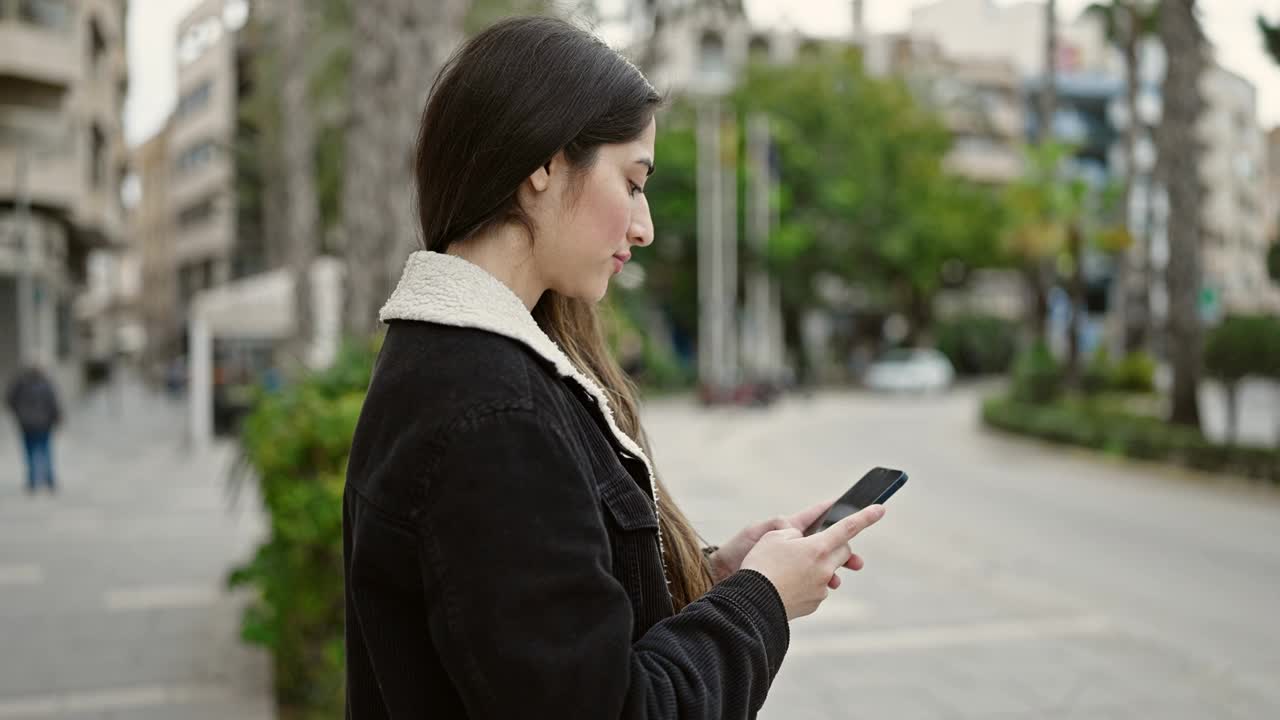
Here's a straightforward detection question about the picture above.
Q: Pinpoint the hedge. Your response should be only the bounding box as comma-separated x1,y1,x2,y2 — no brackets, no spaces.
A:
934,314,1020,376
982,394,1280,482
228,340,378,719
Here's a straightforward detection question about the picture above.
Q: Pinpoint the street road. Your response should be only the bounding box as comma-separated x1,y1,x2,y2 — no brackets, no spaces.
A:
649,385,1280,719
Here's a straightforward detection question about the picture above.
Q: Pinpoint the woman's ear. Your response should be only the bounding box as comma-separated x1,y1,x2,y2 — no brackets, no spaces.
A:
528,162,551,193
527,150,567,193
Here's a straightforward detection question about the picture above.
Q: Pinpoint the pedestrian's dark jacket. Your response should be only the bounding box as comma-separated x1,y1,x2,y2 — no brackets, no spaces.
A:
344,252,790,719
6,368,61,434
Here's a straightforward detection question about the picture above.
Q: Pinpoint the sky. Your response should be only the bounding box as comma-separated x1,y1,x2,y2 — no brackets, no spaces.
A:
125,0,1280,147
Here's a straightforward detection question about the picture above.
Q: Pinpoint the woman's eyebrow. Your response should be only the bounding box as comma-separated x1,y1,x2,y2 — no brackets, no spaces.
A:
636,158,654,176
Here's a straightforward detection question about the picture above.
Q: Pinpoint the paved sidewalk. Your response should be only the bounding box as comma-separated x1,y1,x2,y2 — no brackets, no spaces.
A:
0,376,273,719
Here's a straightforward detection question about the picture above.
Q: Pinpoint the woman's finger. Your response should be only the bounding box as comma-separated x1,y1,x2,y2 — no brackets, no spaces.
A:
816,505,885,557
787,499,834,530
844,553,864,571
827,573,842,590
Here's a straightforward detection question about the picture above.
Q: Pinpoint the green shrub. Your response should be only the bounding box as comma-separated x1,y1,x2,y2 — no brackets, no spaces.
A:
1205,314,1280,384
1110,351,1157,393
1081,347,1113,395
1011,341,1063,404
229,338,379,719
1080,348,1156,395
934,314,1019,376
981,395,1280,483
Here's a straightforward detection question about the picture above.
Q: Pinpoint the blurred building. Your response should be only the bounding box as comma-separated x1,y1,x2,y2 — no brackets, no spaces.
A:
1196,65,1277,315
641,2,807,98
168,0,251,324
863,34,1025,185
0,0,129,392
1267,127,1280,251
130,122,180,372
909,0,1116,79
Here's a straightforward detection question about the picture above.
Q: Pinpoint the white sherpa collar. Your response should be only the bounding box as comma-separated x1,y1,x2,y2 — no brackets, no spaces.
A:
379,251,664,533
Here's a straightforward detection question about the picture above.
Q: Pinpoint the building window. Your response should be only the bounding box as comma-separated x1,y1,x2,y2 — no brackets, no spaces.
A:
56,299,72,360
88,16,108,73
175,79,214,120
177,14,224,66
90,123,106,189
698,30,727,81
177,195,218,229
748,35,771,64
174,139,218,176
18,0,72,31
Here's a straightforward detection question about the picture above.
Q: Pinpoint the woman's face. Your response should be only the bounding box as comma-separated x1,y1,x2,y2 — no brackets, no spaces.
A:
529,117,656,303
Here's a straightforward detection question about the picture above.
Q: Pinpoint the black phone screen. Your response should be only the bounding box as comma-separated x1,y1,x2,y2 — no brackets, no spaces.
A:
803,467,907,536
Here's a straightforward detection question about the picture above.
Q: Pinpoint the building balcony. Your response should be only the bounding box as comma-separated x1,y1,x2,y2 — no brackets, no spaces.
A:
0,105,77,209
73,183,124,248
0,20,78,88
944,141,1024,184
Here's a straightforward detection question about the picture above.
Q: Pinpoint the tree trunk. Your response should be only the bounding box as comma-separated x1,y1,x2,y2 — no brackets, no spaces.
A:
1225,380,1239,446
280,0,319,365
1120,5,1149,353
1065,224,1087,386
342,0,468,338
1157,0,1206,427
1039,0,1058,144
1024,262,1049,344
904,283,932,347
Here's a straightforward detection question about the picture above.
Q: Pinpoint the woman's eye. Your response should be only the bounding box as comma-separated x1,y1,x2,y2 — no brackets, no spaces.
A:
629,182,644,197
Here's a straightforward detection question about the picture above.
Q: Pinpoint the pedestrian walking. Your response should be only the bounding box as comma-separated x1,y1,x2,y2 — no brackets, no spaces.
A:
342,16,889,719
5,365,62,495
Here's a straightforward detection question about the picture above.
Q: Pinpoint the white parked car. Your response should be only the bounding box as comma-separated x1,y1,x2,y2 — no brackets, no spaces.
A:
863,348,955,393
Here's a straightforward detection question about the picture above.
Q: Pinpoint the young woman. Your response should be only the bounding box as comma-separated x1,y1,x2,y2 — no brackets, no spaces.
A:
342,16,886,719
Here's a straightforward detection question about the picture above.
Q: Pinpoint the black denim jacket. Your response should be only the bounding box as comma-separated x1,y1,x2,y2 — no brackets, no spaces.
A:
342,252,790,719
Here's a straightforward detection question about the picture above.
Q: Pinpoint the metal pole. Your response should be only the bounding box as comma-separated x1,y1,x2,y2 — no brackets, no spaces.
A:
188,306,212,451
721,112,738,391
746,113,769,381
696,101,723,395
14,149,35,366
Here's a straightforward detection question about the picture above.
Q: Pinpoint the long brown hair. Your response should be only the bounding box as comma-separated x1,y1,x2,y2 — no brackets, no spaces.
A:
414,16,712,608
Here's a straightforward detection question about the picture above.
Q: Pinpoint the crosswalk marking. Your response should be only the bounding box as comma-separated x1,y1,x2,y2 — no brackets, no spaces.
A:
0,683,236,718
0,565,43,586
793,614,1112,656
103,584,222,612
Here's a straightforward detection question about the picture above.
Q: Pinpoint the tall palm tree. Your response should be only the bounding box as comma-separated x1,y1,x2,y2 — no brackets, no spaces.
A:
1087,1,1158,353
343,0,469,337
1156,0,1206,427
1260,15,1280,65
1020,0,1060,344
279,0,320,362
1041,0,1058,145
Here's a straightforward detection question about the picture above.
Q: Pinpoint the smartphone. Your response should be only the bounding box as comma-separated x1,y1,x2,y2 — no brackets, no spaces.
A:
803,467,908,536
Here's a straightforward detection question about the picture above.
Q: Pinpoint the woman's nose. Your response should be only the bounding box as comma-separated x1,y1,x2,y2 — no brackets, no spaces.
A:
629,200,653,247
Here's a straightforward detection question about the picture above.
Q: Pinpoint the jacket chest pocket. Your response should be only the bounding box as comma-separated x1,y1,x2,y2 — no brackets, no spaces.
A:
597,466,662,639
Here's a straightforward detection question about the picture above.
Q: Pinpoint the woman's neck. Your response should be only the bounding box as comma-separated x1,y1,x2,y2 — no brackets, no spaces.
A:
445,229,546,310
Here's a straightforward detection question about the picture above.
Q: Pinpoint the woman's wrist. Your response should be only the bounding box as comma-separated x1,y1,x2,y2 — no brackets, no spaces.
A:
703,545,731,583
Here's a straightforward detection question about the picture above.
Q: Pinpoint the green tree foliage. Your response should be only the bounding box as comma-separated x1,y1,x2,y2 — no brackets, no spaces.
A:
1204,315,1280,444
634,101,700,344
1001,142,1126,380
1260,15,1280,66
725,50,1005,337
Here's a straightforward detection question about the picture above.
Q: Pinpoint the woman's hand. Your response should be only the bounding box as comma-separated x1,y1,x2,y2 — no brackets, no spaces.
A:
708,499,865,588
740,505,885,621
